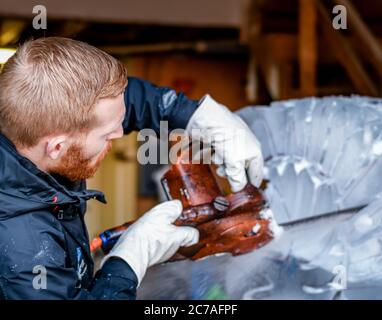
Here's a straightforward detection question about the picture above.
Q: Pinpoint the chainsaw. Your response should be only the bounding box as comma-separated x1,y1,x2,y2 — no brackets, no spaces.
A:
90,146,365,261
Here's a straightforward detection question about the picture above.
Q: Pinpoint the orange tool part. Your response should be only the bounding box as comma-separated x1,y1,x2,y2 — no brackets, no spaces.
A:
90,147,275,261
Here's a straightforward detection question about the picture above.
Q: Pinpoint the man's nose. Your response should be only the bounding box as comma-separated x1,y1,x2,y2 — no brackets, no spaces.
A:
109,126,124,140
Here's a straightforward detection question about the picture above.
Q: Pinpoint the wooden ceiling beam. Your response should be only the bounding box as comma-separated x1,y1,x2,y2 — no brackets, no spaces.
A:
299,0,317,96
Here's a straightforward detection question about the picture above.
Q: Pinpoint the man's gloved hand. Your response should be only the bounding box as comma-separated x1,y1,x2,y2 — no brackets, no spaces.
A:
186,94,264,192
101,200,199,285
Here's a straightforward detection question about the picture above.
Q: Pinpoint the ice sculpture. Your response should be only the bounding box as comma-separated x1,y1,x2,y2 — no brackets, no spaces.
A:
239,96,382,223
137,96,382,300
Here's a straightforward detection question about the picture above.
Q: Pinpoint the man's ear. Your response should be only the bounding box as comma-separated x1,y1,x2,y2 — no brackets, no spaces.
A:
45,135,69,160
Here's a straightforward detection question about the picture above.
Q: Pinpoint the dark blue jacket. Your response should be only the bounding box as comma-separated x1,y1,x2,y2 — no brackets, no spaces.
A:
0,77,199,299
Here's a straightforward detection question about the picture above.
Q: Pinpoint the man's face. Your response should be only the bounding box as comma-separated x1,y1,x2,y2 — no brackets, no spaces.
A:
49,93,126,181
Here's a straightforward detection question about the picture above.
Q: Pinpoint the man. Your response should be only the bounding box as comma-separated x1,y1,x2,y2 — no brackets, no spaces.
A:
0,37,263,299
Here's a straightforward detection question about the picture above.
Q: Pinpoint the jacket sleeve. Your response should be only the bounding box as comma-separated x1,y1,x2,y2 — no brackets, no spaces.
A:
90,258,138,300
123,76,200,134
0,213,138,300
0,259,138,300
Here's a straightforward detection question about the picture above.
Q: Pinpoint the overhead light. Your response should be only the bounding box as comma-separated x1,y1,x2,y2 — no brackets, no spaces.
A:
0,48,16,64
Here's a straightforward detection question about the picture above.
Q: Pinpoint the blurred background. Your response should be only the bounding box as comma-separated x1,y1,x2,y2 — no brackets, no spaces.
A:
0,0,381,239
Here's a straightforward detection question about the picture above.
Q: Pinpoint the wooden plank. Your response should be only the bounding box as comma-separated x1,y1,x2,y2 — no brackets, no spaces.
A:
86,133,138,237
262,33,382,65
316,0,378,96
240,0,252,43
299,0,317,96
245,0,280,100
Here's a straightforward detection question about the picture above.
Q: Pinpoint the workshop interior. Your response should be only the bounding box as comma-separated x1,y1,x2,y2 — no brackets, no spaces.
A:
2,0,382,300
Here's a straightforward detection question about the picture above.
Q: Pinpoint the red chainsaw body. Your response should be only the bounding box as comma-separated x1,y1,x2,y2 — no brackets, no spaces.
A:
161,149,274,261
91,148,275,261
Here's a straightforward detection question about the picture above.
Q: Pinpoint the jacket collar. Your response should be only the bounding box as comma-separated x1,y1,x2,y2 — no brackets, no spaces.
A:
0,132,106,220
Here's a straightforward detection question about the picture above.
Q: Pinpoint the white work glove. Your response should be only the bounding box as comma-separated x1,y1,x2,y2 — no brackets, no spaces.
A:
186,94,264,192
101,200,199,285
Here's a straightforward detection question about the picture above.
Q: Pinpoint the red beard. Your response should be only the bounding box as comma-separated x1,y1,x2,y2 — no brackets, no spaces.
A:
49,141,112,182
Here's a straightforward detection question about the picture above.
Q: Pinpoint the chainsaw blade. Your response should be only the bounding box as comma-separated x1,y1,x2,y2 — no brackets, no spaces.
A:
279,205,367,229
